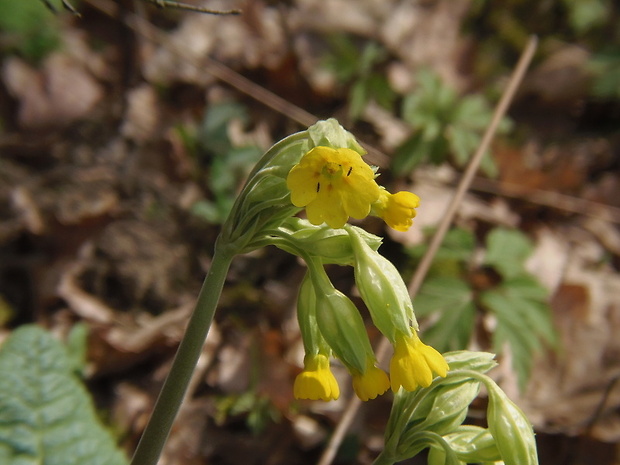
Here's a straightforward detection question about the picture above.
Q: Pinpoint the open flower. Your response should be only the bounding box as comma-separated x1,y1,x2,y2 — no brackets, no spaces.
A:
351,360,390,401
373,189,420,232
390,330,449,392
286,146,380,229
294,353,340,401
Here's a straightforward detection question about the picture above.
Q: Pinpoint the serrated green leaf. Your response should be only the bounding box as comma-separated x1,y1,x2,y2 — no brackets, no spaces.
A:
348,79,369,121
447,126,481,167
408,227,475,264
415,277,476,352
480,285,556,390
484,228,534,279
0,325,128,465
391,132,431,175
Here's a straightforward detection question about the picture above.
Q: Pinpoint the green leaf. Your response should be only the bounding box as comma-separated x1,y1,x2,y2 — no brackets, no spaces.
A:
484,228,534,279
348,79,369,121
66,323,89,376
415,276,476,352
0,0,61,61
408,227,475,264
0,325,128,465
391,132,431,175
481,280,556,390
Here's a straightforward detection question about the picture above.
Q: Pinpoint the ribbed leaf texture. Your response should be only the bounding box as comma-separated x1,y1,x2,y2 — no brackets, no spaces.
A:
0,325,128,465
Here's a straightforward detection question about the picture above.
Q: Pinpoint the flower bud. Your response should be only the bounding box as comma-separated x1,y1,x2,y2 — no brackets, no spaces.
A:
407,379,480,436
441,426,501,463
485,379,538,465
442,351,497,375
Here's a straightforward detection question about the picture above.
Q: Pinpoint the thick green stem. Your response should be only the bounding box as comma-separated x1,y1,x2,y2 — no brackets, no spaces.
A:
130,244,235,465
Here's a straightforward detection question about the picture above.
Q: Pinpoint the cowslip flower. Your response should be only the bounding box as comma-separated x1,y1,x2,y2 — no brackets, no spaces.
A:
351,360,390,401
286,146,380,229
294,353,340,401
372,189,421,232
390,330,449,392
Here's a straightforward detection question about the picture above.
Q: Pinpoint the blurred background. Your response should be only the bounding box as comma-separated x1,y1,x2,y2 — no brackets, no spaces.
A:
0,0,619,464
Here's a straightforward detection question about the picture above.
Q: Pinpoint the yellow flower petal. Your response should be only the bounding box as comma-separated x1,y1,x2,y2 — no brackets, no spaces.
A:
373,190,420,232
286,146,380,228
294,354,340,401
351,361,390,401
389,330,449,392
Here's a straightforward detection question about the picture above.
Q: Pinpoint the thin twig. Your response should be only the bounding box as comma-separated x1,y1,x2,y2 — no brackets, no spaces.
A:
145,0,241,15
470,176,620,224
316,36,539,465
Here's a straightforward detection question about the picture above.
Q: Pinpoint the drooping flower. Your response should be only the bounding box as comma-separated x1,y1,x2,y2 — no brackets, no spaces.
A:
372,189,421,232
286,146,380,229
294,353,340,401
351,360,390,401
390,330,449,392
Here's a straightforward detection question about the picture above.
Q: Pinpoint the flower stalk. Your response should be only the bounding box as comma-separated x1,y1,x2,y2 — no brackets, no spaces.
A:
130,242,235,465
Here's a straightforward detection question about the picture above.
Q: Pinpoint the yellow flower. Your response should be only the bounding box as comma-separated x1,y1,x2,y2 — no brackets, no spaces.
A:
286,146,380,229
373,189,420,232
351,361,390,401
294,353,340,401
390,330,448,392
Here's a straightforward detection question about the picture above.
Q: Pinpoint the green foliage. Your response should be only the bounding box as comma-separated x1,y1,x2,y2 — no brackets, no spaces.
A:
0,0,63,61
589,50,620,99
412,227,557,390
0,295,14,326
214,392,281,435
379,351,538,465
322,34,396,121
0,325,128,465
188,102,264,224
561,0,608,34
392,69,511,177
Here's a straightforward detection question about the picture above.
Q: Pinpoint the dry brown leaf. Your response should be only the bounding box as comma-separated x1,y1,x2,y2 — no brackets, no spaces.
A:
2,53,103,129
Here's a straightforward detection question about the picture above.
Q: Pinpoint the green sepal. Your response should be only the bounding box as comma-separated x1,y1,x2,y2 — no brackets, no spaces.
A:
221,118,368,254
306,257,374,374
272,219,381,265
347,226,417,342
296,272,331,357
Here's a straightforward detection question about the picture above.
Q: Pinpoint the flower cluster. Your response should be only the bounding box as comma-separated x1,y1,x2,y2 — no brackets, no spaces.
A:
276,123,447,402
286,146,420,231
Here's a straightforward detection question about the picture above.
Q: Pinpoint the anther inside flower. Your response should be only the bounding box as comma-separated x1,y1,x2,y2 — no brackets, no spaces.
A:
286,146,380,229
294,353,340,401
390,330,449,392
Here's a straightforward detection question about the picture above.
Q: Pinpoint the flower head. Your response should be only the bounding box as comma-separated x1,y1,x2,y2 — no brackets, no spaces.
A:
390,330,449,392
294,353,340,401
373,190,421,232
351,361,390,401
286,146,380,229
